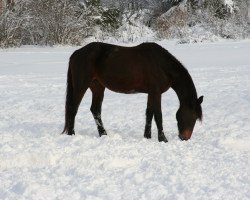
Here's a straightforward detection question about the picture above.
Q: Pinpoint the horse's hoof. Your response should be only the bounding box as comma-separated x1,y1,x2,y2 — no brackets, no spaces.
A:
158,135,168,143
144,134,151,139
67,130,75,135
99,131,107,137
144,130,152,139
159,138,168,143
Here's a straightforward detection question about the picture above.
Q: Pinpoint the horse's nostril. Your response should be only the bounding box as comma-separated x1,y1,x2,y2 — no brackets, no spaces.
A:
179,135,184,141
179,134,190,141
179,130,192,141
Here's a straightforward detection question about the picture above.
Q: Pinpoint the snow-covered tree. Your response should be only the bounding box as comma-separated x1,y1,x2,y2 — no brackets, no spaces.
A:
0,1,23,47
0,0,249,47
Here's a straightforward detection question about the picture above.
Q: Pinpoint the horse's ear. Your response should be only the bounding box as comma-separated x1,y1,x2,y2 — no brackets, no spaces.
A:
197,96,203,105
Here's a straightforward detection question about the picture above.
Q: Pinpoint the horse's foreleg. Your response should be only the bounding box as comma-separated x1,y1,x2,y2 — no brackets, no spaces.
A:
149,93,168,143
154,112,168,143
144,96,153,139
90,80,107,137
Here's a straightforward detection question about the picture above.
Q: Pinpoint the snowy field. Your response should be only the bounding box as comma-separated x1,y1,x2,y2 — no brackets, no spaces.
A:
0,40,249,200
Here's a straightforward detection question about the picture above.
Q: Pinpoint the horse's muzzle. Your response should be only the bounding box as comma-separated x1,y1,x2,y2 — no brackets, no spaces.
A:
179,130,192,141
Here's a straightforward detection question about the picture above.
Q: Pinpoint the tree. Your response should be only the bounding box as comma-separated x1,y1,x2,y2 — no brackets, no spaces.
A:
235,0,250,24
0,1,23,47
248,0,250,24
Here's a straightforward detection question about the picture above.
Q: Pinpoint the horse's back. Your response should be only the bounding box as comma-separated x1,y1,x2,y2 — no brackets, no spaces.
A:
69,42,181,94
90,42,171,93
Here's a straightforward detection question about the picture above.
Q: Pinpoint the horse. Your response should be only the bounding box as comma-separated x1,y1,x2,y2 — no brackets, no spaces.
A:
62,42,203,142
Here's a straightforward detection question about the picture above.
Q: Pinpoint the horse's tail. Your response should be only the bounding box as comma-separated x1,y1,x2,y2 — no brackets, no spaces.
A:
62,59,74,134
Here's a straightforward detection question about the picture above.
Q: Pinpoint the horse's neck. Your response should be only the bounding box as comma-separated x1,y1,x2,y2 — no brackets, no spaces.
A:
171,71,197,107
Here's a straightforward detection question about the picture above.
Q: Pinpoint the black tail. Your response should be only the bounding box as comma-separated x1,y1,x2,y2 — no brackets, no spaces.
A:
62,61,74,134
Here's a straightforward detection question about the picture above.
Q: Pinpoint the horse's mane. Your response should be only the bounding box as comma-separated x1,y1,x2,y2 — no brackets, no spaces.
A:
158,44,203,121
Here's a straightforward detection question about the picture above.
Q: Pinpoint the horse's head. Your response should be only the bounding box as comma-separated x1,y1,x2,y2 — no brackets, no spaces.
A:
176,96,203,141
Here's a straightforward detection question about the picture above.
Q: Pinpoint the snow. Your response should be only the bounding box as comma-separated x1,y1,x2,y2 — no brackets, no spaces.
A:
224,0,234,8
0,40,250,199
222,0,235,13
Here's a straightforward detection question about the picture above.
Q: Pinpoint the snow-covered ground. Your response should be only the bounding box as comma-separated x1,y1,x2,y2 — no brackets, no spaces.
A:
0,40,249,200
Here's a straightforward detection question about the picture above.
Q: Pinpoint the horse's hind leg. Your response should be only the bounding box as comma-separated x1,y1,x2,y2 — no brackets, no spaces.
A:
144,96,153,139
90,80,107,137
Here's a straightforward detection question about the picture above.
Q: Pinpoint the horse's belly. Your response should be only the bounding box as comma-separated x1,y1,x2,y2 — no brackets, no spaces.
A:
97,76,170,94
95,63,170,94
96,76,146,94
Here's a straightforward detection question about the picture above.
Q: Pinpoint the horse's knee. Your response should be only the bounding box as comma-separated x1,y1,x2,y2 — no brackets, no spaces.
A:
146,108,153,115
90,106,95,114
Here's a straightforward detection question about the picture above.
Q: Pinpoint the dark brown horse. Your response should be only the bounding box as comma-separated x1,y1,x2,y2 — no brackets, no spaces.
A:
62,42,203,142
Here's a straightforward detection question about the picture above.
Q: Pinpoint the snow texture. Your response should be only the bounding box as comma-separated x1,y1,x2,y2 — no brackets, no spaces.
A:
0,40,250,200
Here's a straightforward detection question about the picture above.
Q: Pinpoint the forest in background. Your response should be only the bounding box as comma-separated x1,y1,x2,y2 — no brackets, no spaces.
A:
0,0,249,47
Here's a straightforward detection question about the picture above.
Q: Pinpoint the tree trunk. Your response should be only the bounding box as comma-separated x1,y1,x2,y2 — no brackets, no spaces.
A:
0,0,3,14
247,0,250,24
